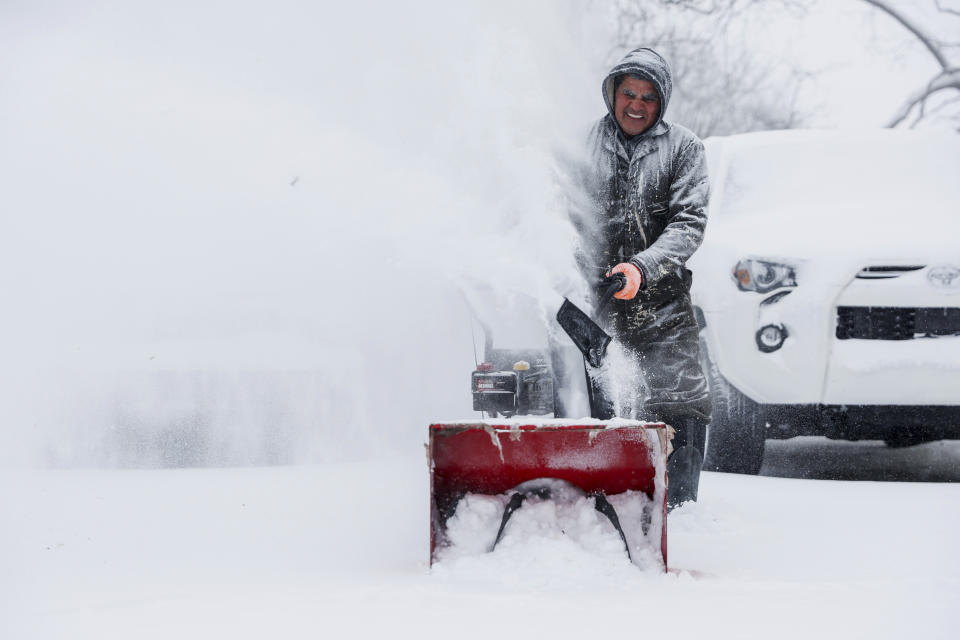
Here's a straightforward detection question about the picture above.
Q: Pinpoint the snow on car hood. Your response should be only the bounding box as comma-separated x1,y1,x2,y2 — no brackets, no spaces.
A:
704,129,960,274
706,199,959,266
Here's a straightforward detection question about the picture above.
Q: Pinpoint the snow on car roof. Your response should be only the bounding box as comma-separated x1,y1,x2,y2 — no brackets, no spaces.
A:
705,127,952,152
705,128,960,224
696,128,960,263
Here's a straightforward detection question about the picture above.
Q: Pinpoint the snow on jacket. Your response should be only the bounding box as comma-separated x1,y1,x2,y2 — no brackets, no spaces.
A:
578,47,711,418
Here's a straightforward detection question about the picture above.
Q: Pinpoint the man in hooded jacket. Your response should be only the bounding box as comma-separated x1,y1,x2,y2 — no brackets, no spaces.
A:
574,47,711,509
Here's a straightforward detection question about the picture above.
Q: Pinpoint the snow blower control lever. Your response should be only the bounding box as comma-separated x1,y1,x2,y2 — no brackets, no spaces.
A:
556,273,626,368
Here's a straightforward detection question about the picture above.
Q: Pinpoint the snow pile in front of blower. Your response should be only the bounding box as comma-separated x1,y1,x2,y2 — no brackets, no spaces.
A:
433,482,663,582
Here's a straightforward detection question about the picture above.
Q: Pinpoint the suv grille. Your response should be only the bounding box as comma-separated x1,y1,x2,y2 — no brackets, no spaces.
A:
855,265,925,280
836,306,960,340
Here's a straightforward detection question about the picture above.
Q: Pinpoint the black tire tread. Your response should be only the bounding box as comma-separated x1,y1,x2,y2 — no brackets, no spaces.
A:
701,343,765,475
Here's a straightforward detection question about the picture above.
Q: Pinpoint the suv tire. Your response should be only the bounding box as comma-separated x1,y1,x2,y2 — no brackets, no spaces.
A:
701,345,766,475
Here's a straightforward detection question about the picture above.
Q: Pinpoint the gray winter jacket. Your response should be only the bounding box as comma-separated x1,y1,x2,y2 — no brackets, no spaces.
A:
578,47,711,418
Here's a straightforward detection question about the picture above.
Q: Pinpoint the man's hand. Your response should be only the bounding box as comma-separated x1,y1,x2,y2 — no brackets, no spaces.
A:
607,263,643,300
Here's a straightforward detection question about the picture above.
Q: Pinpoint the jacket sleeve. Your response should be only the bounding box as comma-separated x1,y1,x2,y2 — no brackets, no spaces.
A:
629,136,709,289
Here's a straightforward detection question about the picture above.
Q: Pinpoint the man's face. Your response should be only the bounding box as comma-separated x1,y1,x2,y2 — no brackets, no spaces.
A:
613,76,660,137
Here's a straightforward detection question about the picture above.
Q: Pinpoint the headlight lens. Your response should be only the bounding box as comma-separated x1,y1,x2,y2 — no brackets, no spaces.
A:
733,259,797,293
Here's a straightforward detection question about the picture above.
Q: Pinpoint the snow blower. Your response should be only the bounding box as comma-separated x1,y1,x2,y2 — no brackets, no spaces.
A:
429,275,669,570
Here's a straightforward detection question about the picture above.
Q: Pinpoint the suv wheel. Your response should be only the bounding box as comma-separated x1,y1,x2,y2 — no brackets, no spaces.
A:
701,345,766,475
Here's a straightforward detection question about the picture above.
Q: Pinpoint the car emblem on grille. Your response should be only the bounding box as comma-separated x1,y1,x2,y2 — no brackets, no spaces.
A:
927,265,960,289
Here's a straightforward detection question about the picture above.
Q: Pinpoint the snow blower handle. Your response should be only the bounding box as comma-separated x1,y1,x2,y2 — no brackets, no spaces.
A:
595,273,626,315
555,273,626,371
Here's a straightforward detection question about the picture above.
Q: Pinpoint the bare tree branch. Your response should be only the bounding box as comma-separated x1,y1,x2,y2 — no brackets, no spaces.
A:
921,92,960,118
861,0,960,127
934,0,960,18
886,68,960,127
861,0,949,69
610,0,811,136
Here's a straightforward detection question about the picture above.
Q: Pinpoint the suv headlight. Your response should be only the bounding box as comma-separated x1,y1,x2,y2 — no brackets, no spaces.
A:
733,259,797,293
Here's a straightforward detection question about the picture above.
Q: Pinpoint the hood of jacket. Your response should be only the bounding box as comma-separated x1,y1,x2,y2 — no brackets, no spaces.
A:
602,47,673,138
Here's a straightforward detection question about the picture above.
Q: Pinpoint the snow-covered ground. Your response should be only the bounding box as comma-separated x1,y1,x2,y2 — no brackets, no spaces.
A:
3,438,957,640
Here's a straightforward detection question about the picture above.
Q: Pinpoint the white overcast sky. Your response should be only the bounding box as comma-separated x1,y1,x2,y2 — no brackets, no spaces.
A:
1,1,955,131
750,0,956,129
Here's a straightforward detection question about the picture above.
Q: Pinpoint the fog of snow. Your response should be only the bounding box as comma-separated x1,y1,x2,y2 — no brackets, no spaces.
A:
1,0,606,467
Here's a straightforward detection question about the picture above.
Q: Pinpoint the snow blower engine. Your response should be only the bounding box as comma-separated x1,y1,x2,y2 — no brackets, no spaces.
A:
470,273,627,419
471,352,554,418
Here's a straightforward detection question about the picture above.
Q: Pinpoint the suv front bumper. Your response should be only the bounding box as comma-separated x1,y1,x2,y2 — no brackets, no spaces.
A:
759,403,960,442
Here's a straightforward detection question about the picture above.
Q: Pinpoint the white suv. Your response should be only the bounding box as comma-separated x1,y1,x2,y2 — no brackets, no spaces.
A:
689,129,960,474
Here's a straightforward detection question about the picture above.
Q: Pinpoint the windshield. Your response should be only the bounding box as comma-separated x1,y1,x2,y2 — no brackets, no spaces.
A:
718,134,960,218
